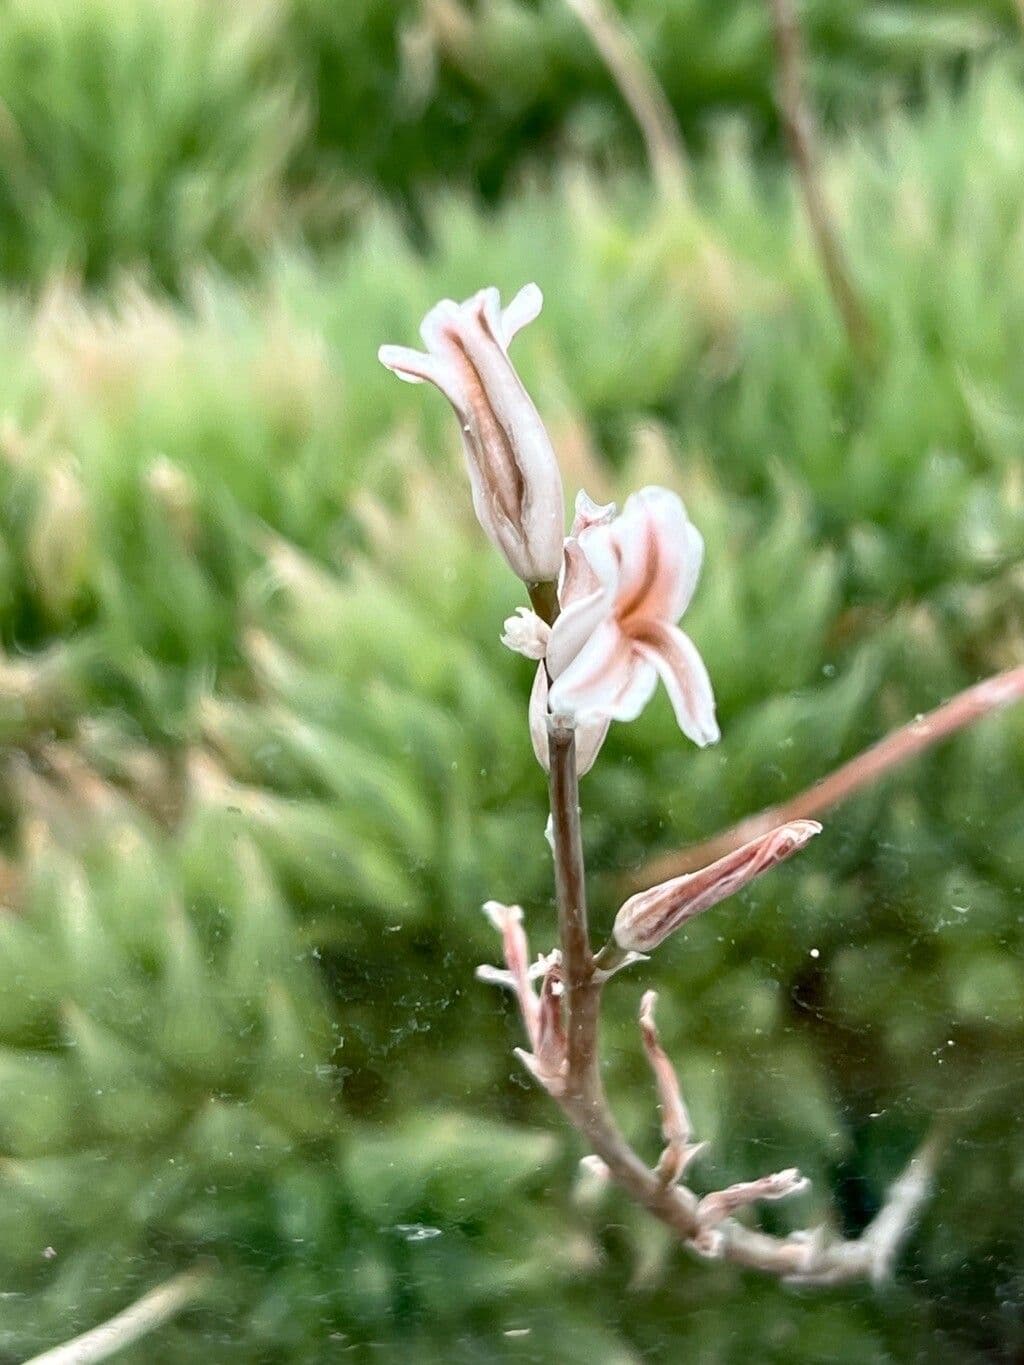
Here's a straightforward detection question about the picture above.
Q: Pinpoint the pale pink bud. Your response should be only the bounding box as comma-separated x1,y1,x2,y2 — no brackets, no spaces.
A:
379,285,565,584
614,819,822,952
479,901,537,1040
501,607,550,660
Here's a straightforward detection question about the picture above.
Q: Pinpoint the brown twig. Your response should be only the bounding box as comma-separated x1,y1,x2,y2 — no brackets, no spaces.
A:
502,724,938,1282
766,0,876,362
562,0,689,205
631,664,1024,889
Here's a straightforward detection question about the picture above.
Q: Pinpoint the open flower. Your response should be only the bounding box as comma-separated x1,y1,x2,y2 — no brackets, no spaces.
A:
379,285,565,585
546,486,719,745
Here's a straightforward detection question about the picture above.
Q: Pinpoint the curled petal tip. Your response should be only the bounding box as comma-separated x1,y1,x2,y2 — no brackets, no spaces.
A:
377,344,430,383
482,899,523,930
501,607,550,660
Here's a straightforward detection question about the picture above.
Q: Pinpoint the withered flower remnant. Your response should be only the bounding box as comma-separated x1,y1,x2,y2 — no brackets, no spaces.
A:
614,819,822,952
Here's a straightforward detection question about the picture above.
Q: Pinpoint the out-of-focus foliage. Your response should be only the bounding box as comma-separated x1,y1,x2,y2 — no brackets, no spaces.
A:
0,5,1023,1362
0,0,1019,285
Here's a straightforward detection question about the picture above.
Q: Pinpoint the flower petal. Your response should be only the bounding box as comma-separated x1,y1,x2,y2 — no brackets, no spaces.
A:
590,487,704,627
569,489,616,538
529,664,550,771
559,537,602,608
501,282,543,346
546,584,614,679
377,344,449,388
634,622,719,747
528,663,609,776
549,621,657,723
575,713,611,777
501,607,550,660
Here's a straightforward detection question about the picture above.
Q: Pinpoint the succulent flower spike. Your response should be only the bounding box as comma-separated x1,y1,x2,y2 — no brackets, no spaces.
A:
545,487,719,746
614,819,822,952
379,285,565,586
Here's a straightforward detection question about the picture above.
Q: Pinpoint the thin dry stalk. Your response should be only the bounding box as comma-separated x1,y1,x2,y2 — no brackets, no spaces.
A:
24,1269,209,1365
766,0,875,361
562,0,689,204
632,664,1024,889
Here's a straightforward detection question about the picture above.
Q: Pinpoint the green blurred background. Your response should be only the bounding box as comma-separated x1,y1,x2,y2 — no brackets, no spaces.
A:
0,1,1023,1360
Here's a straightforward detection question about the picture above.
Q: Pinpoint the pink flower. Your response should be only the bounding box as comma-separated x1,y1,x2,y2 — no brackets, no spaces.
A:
546,486,719,745
379,285,565,585
614,819,823,952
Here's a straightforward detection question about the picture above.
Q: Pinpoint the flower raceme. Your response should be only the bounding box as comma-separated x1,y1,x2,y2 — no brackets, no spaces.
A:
378,284,565,586
381,286,717,768
614,819,823,952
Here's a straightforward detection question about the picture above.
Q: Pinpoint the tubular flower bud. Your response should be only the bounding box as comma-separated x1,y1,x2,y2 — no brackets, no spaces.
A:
614,819,822,952
379,284,565,584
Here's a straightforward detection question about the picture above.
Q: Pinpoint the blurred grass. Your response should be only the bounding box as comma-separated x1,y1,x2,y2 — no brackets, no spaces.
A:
0,3,1023,1362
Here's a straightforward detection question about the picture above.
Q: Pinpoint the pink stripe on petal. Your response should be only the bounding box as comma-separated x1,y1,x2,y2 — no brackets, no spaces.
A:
634,622,719,747
418,297,462,350
611,489,703,625
560,538,602,608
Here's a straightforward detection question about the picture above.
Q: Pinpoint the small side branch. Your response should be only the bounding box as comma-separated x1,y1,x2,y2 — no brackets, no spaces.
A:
633,664,1024,888
24,1268,209,1365
766,0,875,362
562,0,689,205
480,783,939,1287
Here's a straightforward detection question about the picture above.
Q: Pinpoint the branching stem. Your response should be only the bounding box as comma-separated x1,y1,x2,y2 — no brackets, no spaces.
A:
539,718,937,1282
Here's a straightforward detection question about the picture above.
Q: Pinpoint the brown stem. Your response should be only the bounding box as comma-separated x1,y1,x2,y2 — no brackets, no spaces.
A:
547,722,595,1075
527,578,560,627
24,1268,210,1365
546,721,703,1231
524,718,938,1282
562,0,689,205
766,0,876,363
630,664,1024,889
